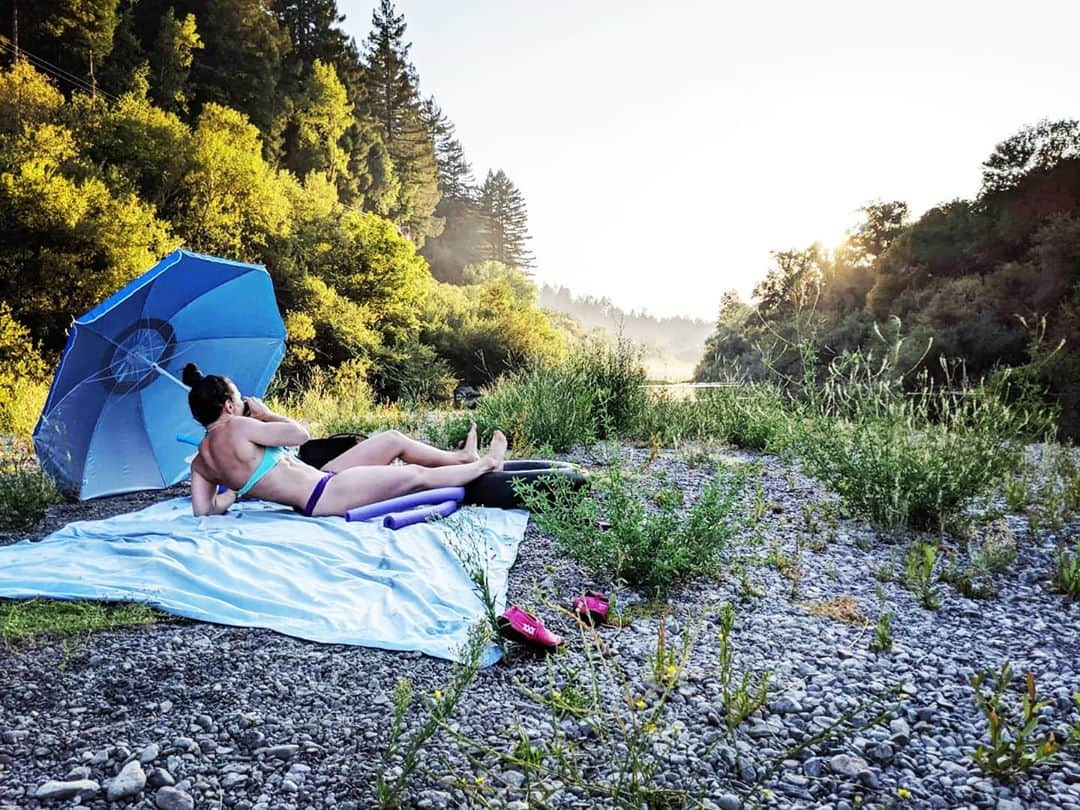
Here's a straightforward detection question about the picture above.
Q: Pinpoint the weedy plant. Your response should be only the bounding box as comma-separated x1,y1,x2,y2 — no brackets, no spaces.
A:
970,662,1064,781
0,439,61,531
717,604,771,730
791,326,1054,534
938,559,998,601
969,519,1018,575
1052,538,1080,600
648,619,680,689
1025,445,1080,537
633,380,793,453
514,456,747,596
376,624,489,809
440,611,701,807
442,510,506,653
871,612,893,653
903,539,942,610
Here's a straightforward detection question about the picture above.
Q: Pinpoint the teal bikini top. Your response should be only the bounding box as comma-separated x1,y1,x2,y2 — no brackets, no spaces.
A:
236,445,291,497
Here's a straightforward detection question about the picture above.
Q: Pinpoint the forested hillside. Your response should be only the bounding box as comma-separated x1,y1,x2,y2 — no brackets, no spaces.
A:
538,285,712,381
0,0,561,428
695,120,1080,436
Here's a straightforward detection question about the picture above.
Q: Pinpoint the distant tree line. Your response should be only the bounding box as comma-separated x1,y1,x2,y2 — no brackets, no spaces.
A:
0,0,555,408
538,285,713,376
695,119,1080,436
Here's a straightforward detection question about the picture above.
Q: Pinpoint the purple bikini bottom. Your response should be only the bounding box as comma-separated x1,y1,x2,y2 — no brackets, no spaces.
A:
299,472,335,517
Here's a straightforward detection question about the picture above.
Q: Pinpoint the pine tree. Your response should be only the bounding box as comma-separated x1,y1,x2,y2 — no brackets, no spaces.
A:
0,0,120,92
362,0,415,145
479,169,534,269
359,0,440,244
150,8,202,114
421,96,474,201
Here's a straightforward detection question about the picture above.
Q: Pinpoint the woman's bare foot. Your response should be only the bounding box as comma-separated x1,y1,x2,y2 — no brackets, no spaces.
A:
460,422,480,463
486,429,508,471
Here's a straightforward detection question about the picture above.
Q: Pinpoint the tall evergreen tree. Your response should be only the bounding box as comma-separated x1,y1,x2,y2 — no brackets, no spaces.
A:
0,0,120,92
421,96,474,201
150,8,202,114
128,0,289,138
479,169,534,269
360,0,440,243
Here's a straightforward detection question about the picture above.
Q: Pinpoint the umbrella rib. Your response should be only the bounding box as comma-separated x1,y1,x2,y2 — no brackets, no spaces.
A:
77,322,190,392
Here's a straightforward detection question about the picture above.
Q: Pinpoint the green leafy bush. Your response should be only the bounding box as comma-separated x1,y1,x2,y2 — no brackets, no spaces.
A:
793,350,1049,532
515,462,746,595
0,440,60,531
571,336,647,437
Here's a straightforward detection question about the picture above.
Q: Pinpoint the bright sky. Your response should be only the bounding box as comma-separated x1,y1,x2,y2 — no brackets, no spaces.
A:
340,0,1080,321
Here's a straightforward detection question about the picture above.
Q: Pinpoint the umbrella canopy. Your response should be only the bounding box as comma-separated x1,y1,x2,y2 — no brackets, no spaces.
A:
33,250,286,499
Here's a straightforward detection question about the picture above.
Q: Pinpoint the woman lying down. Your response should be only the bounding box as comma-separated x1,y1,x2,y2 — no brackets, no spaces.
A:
182,363,506,518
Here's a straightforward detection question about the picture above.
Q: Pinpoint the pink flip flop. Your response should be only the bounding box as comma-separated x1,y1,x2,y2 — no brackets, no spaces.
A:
572,591,610,625
497,605,564,649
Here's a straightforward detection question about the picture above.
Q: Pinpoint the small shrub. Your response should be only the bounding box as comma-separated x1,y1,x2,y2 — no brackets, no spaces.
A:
470,362,596,454
903,539,942,610
969,520,1018,574
871,612,893,652
0,440,61,531
1026,445,1080,537
971,662,1062,781
515,461,746,596
571,336,647,437
793,345,1051,533
633,382,792,452
1052,538,1080,600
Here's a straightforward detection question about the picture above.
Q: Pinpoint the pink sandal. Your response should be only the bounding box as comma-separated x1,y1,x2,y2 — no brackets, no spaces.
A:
497,605,564,649
572,591,610,624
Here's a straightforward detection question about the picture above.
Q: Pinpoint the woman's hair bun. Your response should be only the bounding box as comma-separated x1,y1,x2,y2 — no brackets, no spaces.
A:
182,362,203,387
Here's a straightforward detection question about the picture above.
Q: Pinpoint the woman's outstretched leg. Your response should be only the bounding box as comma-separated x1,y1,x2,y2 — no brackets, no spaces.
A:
313,430,506,516
322,424,479,472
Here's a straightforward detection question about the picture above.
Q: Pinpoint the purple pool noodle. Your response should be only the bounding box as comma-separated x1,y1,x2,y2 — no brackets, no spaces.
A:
383,499,459,530
344,487,465,522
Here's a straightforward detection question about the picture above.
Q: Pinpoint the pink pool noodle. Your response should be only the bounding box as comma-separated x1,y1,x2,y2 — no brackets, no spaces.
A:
344,487,465,522
383,499,460,530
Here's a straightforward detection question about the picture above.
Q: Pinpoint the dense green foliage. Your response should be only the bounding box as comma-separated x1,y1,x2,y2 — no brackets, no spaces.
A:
0,1,554,409
514,459,746,596
695,119,1080,437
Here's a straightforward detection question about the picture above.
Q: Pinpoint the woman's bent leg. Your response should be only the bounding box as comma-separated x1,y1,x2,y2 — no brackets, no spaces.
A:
322,425,478,472
313,430,505,516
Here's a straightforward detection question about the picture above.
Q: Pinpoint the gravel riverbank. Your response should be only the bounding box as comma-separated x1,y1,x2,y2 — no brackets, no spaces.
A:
1,444,1078,809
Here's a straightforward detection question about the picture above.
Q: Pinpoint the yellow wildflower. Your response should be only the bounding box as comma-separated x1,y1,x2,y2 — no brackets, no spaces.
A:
897,787,912,800
635,698,646,709
433,689,443,700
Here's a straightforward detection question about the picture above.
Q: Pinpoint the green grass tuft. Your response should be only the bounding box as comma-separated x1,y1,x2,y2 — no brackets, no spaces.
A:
0,598,163,646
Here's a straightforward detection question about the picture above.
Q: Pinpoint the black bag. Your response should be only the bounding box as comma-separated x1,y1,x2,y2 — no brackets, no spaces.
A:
297,433,366,470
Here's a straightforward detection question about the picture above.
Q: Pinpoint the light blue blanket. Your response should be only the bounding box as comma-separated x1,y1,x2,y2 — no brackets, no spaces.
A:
0,499,528,665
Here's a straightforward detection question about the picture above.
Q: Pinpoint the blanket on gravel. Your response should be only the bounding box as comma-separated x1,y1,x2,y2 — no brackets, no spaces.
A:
0,498,528,665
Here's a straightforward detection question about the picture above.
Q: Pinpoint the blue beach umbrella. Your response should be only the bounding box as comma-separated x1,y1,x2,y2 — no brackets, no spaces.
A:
33,249,286,499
